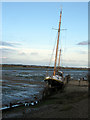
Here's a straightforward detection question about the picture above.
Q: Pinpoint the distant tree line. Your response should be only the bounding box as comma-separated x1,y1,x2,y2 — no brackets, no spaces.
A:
0,64,88,70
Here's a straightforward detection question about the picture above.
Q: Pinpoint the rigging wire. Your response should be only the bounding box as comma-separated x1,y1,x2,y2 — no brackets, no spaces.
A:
57,29,62,68
49,32,58,66
58,29,67,68
46,25,67,75
49,37,57,66
46,32,58,76
63,29,67,67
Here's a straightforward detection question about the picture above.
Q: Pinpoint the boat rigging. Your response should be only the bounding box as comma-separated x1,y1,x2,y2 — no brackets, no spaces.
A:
44,8,64,89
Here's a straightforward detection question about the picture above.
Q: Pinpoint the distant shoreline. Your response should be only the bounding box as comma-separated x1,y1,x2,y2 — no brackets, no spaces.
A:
0,64,88,70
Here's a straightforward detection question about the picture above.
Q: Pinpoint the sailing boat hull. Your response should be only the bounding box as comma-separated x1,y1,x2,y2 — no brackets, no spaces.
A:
44,76,64,89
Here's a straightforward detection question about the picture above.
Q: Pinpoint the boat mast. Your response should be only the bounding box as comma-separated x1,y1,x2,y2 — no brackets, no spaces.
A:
58,49,61,69
53,9,62,76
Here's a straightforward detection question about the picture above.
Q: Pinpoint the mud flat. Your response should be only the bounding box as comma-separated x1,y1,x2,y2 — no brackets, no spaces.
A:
2,79,88,119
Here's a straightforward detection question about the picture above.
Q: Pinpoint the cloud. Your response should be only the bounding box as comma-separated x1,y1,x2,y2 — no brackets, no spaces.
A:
0,48,17,56
79,51,87,54
0,46,88,67
1,48,16,51
0,57,7,59
30,52,39,56
77,41,89,45
0,41,20,47
18,52,26,55
60,58,88,68
0,43,21,54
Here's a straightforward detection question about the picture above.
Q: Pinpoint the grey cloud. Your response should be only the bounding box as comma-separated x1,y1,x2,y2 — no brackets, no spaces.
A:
19,52,26,55
0,41,20,47
0,48,17,57
62,59,87,64
1,48,16,52
79,51,87,54
30,52,38,55
77,41,89,45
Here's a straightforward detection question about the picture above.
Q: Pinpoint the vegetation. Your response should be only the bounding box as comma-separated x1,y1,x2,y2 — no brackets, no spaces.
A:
0,64,88,70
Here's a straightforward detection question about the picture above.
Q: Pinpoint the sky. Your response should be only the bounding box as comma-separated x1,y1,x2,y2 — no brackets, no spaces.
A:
1,2,88,67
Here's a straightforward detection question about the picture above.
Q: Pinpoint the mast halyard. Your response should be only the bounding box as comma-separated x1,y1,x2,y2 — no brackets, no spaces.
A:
53,9,62,76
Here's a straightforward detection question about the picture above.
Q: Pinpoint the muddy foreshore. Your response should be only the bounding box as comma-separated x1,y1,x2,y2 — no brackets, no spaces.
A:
2,80,88,119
